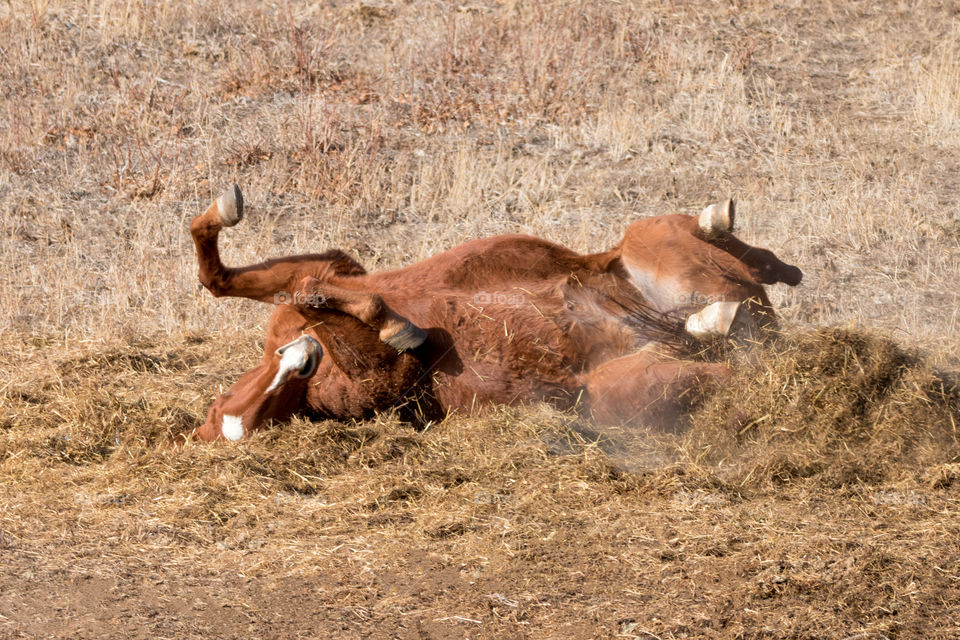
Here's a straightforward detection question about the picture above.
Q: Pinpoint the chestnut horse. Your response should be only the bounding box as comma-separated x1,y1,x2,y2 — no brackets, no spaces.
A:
187,186,801,441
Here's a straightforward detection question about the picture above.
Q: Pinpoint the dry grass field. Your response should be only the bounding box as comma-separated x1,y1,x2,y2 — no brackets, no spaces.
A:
2,0,960,638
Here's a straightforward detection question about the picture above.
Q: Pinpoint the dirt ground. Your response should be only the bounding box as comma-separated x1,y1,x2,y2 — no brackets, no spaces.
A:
1,330,959,639
2,0,960,638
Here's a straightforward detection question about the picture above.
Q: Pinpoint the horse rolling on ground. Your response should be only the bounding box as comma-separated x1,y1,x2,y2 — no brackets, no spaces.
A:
186,185,802,442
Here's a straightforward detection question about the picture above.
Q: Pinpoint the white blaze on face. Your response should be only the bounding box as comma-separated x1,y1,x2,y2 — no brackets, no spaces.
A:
265,335,322,394
222,414,245,441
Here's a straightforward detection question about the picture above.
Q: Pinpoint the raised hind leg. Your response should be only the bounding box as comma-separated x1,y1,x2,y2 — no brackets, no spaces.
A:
611,201,801,339
581,350,729,430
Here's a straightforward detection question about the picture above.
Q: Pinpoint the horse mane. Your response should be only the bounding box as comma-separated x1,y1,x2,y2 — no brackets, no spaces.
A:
606,292,698,355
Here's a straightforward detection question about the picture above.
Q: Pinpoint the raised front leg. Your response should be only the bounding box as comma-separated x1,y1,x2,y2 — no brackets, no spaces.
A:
293,276,427,351
581,350,729,430
190,185,367,303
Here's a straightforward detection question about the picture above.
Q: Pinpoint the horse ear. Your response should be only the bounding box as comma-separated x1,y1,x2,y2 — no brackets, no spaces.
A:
698,199,735,237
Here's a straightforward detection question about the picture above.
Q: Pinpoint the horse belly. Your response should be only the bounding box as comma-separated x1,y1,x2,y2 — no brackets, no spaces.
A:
418,292,637,413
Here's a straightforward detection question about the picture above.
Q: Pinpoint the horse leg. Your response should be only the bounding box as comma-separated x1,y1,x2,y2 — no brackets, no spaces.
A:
190,185,364,303
580,350,729,430
292,276,427,351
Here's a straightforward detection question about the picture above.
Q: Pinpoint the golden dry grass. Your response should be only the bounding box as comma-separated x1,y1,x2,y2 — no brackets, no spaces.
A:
2,0,960,638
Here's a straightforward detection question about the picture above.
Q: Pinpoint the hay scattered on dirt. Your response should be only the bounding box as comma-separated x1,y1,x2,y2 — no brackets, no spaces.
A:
2,327,958,502
1,328,959,638
683,327,960,487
